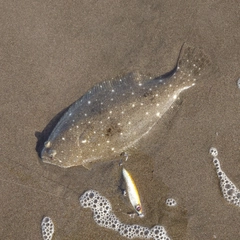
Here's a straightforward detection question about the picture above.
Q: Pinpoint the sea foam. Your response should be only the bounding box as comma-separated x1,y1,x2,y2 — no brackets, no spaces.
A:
41,216,54,240
80,190,171,239
209,147,240,206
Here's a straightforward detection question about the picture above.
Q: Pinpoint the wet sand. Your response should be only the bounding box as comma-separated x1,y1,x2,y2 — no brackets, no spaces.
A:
1,1,240,239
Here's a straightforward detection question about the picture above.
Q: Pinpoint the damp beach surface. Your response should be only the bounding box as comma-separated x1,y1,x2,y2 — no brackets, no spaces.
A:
1,1,240,240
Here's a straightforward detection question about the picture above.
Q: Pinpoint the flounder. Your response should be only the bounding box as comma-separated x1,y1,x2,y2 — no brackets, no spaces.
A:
41,45,210,168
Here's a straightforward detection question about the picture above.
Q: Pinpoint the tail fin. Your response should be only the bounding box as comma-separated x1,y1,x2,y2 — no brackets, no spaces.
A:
176,44,211,83
154,44,211,86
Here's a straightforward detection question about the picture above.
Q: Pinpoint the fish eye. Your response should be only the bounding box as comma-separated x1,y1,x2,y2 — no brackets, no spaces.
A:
44,141,51,148
135,204,141,212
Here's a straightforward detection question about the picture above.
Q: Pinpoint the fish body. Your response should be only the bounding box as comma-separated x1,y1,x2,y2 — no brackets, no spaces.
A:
122,168,143,217
41,45,210,168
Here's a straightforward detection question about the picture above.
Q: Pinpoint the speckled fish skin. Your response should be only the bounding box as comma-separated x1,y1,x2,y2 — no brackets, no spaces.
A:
41,45,210,168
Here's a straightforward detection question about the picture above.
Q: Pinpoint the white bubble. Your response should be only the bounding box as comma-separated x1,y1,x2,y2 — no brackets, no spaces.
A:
237,78,240,89
209,148,240,207
41,217,54,240
150,225,170,240
80,190,171,239
209,147,218,157
166,198,177,207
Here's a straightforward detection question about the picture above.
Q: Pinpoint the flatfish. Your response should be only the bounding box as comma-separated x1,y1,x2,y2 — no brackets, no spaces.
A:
41,45,210,168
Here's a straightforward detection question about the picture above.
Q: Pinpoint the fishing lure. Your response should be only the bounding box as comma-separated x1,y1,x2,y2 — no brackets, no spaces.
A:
122,167,144,217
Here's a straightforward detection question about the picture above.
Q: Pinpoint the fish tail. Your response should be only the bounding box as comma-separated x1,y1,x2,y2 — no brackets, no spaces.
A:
176,44,211,83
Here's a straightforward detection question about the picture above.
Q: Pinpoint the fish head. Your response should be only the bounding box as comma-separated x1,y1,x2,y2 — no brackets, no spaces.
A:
40,136,82,168
41,140,65,166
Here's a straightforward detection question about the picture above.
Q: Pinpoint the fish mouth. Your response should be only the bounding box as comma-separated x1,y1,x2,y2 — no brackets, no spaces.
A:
41,147,60,164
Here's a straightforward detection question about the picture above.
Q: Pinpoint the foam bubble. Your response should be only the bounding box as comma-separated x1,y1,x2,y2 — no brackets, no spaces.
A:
150,225,171,240
166,198,177,207
209,147,218,157
209,147,240,207
237,78,240,89
80,190,171,239
41,216,54,240
80,189,112,213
